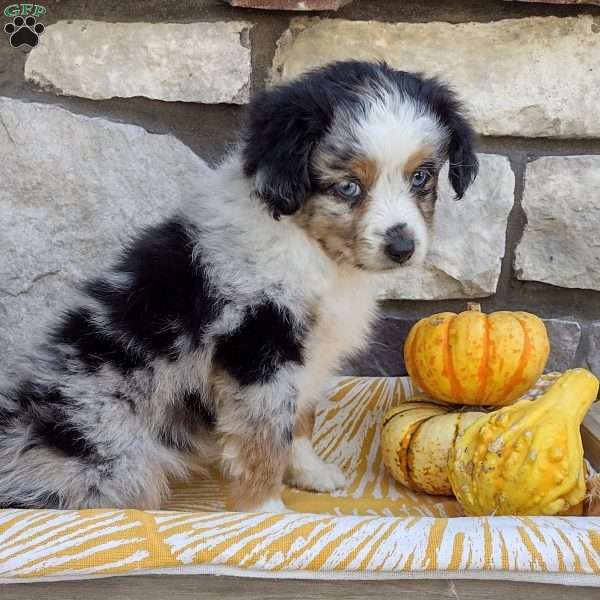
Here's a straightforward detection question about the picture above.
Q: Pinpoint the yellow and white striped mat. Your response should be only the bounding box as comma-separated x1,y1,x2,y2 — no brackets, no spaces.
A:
1,377,599,585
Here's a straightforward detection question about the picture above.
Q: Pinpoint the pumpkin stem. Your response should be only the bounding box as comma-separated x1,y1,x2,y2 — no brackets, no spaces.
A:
467,302,482,312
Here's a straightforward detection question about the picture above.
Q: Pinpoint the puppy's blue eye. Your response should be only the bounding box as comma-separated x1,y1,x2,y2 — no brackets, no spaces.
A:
334,181,362,200
411,169,429,188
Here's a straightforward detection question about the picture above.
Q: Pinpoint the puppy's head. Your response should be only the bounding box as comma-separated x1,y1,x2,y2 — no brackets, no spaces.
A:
242,61,478,272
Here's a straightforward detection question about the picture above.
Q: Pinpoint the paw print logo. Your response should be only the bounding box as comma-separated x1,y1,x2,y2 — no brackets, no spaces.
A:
4,15,44,48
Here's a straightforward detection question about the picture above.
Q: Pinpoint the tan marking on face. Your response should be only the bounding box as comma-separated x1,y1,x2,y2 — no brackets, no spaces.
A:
293,187,379,269
403,146,434,178
294,406,316,439
293,196,357,265
349,157,378,191
295,152,381,267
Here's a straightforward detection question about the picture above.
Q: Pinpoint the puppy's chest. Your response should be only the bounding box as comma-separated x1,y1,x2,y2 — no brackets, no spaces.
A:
304,275,376,373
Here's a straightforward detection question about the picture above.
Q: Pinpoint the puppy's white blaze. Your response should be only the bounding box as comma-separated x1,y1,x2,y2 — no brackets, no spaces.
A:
358,94,446,168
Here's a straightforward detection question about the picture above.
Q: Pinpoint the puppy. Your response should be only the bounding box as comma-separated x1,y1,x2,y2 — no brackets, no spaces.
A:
0,61,477,511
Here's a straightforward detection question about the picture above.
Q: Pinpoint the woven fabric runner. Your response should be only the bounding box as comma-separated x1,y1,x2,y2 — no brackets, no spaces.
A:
1,376,598,585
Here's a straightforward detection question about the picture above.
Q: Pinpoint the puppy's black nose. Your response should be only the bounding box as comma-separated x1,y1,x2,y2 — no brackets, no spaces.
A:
384,224,415,264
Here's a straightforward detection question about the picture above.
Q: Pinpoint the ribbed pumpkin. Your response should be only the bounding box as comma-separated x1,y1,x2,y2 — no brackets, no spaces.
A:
404,304,550,406
449,369,599,516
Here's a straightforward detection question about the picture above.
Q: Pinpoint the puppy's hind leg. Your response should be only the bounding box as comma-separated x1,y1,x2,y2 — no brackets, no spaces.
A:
218,382,295,513
222,433,290,513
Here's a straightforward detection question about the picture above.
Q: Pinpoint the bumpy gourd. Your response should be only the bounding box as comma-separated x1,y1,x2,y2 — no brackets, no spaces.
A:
404,304,549,406
448,369,599,516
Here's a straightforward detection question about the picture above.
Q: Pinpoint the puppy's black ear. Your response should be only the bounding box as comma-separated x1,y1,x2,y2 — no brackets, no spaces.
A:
446,112,479,200
425,78,479,199
242,80,332,219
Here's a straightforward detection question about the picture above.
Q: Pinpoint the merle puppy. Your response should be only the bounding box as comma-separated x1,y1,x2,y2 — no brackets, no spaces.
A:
0,61,477,511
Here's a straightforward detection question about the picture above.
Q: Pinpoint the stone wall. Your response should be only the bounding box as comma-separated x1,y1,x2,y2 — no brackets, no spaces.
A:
1,0,600,377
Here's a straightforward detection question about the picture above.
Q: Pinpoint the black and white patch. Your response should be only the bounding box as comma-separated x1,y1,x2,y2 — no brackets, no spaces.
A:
214,302,306,386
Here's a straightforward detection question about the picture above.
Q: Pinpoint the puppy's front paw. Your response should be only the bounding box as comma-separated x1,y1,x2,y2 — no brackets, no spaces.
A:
285,439,347,493
287,461,347,492
287,458,347,493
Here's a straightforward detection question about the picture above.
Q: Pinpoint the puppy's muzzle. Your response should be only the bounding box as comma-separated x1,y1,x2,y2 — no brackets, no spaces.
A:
384,223,415,265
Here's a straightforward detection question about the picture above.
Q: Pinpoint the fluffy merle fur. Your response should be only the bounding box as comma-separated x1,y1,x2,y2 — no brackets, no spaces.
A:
0,61,478,511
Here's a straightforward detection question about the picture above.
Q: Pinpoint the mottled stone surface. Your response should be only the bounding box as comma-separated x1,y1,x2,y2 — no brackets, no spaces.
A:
543,318,582,372
0,98,209,358
585,322,600,380
223,0,353,8
342,316,415,377
515,156,600,291
378,155,514,300
273,16,600,138
25,21,252,103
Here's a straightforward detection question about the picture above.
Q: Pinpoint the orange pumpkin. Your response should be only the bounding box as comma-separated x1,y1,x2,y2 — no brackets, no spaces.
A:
404,304,550,406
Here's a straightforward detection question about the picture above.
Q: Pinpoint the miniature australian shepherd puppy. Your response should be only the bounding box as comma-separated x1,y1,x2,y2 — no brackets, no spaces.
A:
0,61,478,511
